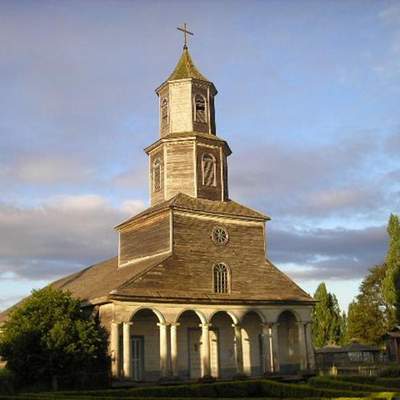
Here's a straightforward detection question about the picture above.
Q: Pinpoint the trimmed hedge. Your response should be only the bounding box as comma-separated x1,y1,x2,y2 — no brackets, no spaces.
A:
308,377,390,392
25,379,371,398
379,366,400,378
318,376,400,390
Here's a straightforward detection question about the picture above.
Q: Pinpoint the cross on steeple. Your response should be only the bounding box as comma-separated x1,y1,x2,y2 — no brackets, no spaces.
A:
177,23,193,49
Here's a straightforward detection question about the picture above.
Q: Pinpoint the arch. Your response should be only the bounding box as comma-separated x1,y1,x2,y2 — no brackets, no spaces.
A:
276,308,302,324
208,310,239,325
194,94,206,123
129,307,166,324
240,309,266,324
201,153,216,187
174,308,207,325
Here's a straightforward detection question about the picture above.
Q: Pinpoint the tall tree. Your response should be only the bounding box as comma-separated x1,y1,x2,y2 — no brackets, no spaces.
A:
312,282,345,348
383,214,400,324
347,264,391,344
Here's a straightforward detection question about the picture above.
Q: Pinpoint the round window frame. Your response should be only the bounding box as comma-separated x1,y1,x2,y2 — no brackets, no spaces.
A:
211,226,229,246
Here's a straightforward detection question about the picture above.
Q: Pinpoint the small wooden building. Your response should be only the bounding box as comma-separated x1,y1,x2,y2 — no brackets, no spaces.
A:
383,326,400,363
316,342,384,371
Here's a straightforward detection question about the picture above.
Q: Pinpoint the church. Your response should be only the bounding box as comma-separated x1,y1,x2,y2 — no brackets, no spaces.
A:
2,33,315,381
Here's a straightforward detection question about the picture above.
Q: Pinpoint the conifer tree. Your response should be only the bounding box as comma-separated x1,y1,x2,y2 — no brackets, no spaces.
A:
312,282,344,348
383,214,400,324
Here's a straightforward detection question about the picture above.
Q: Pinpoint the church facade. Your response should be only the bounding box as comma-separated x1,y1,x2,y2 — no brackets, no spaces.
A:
2,44,315,381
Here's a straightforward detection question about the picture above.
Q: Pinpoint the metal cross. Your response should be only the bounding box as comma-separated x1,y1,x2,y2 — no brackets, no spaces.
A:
177,23,193,48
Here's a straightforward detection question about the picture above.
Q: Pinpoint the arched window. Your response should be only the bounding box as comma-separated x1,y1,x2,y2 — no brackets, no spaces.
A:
213,263,229,293
152,158,161,192
194,94,206,123
161,98,168,124
201,153,216,187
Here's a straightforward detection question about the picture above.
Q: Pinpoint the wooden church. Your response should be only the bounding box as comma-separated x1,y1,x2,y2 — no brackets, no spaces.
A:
2,33,315,381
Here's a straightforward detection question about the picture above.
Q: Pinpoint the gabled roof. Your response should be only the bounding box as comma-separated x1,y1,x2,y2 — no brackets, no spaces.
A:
115,193,269,231
167,47,209,81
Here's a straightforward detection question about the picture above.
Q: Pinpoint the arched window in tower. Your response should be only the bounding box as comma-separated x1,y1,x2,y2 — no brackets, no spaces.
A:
152,158,162,192
213,263,229,294
161,98,168,124
194,94,206,123
201,153,216,187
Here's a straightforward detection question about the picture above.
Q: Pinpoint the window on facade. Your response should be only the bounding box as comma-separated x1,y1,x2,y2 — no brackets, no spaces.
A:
153,158,161,192
201,153,216,187
195,94,206,123
213,263,229,293
161,98,168,124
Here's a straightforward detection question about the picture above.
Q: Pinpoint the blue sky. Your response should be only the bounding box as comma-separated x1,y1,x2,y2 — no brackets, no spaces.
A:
0,0,399,312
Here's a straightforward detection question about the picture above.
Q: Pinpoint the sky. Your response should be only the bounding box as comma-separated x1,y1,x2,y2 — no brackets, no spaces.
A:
0,0,399,312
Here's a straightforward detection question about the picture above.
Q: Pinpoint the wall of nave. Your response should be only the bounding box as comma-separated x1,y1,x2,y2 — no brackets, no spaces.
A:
107,301,315,381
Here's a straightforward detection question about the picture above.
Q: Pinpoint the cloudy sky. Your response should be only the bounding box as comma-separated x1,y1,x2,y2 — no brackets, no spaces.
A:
1,0,399,312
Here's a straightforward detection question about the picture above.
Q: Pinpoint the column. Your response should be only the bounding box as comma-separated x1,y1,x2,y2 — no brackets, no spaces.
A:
170,323,179,377
298,321,308,370
305,322,315,369
261,323,273,374
158,322,169,378
200,323,211,377
232,324,243,375
111,322,121,378
123,322,133,379
271,322,280,372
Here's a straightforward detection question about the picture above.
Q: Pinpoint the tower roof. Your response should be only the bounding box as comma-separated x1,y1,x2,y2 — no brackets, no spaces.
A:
166,47,209,82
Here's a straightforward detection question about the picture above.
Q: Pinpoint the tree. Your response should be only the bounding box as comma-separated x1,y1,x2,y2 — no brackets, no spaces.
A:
312,282,345,348
347,264,391,344
0,287,109,386
383,214,400,324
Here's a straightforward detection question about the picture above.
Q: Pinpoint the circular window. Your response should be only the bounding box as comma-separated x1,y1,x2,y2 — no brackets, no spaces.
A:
212,226,229,246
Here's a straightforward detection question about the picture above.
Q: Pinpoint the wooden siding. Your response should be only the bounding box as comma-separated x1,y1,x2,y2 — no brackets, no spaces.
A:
165,141,195,199
129,211,269,297
169,81,193,133
119,212,170,266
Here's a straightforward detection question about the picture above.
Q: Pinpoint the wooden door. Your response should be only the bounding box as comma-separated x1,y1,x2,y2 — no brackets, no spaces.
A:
132,336,144,381
188,328,202,379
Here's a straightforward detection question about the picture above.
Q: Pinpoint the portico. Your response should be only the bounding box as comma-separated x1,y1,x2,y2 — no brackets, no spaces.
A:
109,303,315,381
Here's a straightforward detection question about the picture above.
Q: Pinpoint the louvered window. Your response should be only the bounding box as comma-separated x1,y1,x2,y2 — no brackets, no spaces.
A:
201,153,216,187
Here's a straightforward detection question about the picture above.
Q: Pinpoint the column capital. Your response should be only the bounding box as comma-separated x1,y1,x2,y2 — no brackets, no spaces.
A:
157,322,169,327
170,322,181,327
231,323,241,328
199,323,212,328
123,321,133,326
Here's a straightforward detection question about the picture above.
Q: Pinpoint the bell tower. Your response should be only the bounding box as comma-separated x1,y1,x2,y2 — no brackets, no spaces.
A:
145,27,231,206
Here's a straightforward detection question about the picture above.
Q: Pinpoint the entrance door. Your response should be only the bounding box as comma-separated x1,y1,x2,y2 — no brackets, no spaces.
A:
210,329,219,377
188,328,202,379
132,336,144,381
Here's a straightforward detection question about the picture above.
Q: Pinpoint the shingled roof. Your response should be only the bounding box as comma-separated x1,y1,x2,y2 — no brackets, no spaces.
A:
115,193,269,230
167,47,209,81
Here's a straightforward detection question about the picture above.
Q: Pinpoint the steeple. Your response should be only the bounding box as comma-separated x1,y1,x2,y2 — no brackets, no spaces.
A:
156,46,217,138
146,33,230,206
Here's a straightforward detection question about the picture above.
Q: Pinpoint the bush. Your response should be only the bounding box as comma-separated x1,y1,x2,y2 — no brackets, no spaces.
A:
319,376,400,390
